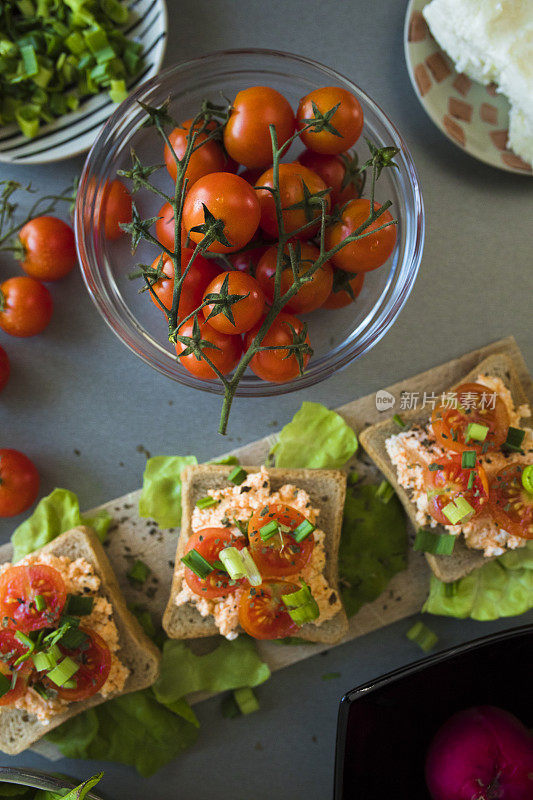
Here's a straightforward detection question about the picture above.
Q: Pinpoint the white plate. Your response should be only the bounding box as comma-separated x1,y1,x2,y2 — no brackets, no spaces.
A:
404,0,532,175
0,0,167,165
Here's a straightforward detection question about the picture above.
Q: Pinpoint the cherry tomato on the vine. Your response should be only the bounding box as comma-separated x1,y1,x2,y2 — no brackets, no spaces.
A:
18,216,76,281
297,149,362,206
0,346,10,392
0,277,52,337
0,449,39,517
224,86,295,170
228,239,269,274
245,312,311,383
100,180,132,240
296,87,364,155
147,250,220,319
325,199,396,273
155,202,190,252
183,172,261,254
175,316,243,380
255,163,331,240
202,270,265,334
322,270,364,309
164,118,226,186
255,242,333,313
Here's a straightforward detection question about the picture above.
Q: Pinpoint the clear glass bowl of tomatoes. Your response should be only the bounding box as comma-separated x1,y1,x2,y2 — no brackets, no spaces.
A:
76,49,424,398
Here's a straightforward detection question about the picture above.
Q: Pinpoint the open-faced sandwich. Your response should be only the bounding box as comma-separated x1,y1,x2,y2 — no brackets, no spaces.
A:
163,464,348,644
0,526,160,755
360,353,533,582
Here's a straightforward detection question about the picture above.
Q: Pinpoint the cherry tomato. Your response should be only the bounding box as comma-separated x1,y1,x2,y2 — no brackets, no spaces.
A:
183,172,261,254
202,270,265,334
18,216,76,281
239,579,300,640
325,199,396,273
175,316,243,380
489,464,533,539
164,118,226,186
245,313,311,383
431,383,510,455
155,202,190,252
255,242,333,313
0,277,52,337
248,503,314,577
183,528,246,599
147,251,220,319
322,270,364,309
224,86,295,170
100,180,132,240
423,454,489,526
0,564,66,631
0,630,34,706
255,162,331,240
0,345,10,392
51,628,112,701
296,86,364,154
0,449,39,518
298,150,362,206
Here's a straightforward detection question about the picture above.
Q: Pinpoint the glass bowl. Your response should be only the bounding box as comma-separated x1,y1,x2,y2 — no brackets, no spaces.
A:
76,49,425,397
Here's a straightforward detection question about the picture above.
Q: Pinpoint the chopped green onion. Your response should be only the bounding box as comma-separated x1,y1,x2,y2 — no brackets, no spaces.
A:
46,657,79,687
461,451,477,469
181,549,213,579
406,621,438,653
522,465,533,495
465,422,489,442
65,594,94,616
347,471,360,485
292,519,316,542
260,520,279,541
442,496,475,525
61,678,77,689
59,627,87,650
47,643,61,663
0,672,11,699
15,631,34,651
376,480,395,504
444,581,457,598
34,594,47,612
240,548,262,587
221,693,241,719
428,464,443,471
504,427,525,451
282,581,320,625
127,559,151,584
228,466,247,485
281,582,313,607
393,414,407,429
101,0,130,24
196,496,219,510
20,44,39,77
32,651,55,672
109,78,128,103
233,687,259,715
218,546,261,587
467,471,475,490
414,528,456,555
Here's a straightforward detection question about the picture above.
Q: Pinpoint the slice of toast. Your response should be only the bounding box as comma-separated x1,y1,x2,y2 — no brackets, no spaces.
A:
0,525,161,756
359,353,530,583
163,465,348,645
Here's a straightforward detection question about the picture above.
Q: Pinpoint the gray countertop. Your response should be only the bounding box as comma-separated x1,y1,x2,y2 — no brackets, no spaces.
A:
0,1,532,797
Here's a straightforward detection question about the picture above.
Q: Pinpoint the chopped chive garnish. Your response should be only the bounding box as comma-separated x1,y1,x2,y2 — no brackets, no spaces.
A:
233,687,260,715
461,451,477,469
467,471,475,490
347,471,360,485
282,581,320,625
127,559,151,584
218,547,245,580
444,582,457,598
196,496,219,510
228,466,247,485
47,656,79,687
521,465,533,495
65,594,94,616
442,496,475,525
414,528,455,555
465,422,489,443
181,549,213,579
0,672,11,699
59,627,87,650
15,631,34,651
376,480,395,504
292,519,315,542
393,414,407,429
260,520,279,541
32,651,55,672
504,427,525,451
34,594,47,612
406,621,438,653
428,464,443,471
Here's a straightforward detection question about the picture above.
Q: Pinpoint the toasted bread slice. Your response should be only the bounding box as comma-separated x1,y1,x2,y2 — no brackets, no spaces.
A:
0,526,161,756
163,465,348,645
360,353,530,583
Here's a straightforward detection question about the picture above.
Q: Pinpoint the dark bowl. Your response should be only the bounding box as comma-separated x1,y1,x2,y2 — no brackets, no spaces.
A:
334,624,533,800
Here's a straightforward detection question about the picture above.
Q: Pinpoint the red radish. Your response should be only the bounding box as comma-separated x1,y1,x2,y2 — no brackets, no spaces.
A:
426,706,533,800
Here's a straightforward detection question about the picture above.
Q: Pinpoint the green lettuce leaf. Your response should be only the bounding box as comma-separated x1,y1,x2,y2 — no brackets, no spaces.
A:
338,483,408,617
270,402,358,469
11,489,112,562
423,541,533,621
138,455,198,528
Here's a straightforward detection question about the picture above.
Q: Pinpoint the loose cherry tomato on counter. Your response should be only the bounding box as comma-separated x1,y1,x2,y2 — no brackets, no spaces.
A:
0,449,39,518
202,270,265,335
175,316,243,379
297,149,362,206
0,277,52,337
0,563,67,631
325,199,396,273
322,270,364,309
99,180,132,240
296,86,364,154
255,163,331,240
431,383,510,455
239,579,300,640
155,202,190,252
248,503,314,577
0,630,35,706
245,312,311,383
255,242,333,313
17,216,76,281
147,251,220,318
488,464,533,539
183,528,246,599
224,86,295,170
423,454,490,526
50,628,112,701
164,118,226,186
183,172,261,254
0,345,10,392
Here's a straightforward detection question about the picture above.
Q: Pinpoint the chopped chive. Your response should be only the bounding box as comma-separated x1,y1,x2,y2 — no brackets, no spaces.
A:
228,466,247,485
442,496,475,525
0,672,11,699
407,621,438,653
347,471,360,485
34,594,47,612
65,594,94,616
292,519,315,542
260,520,279,541
32,651,55,672
461,451,477,469
465,422,489,443
376,480,395,504
428,464,443,471
444,581,457,598
467,471,476,490
46,656,79,687
233,687,259,715
196,495,219,510
181,549,213,579
504,427,525,451
127,559,151,584
414,528,456,555
393,414,407,429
